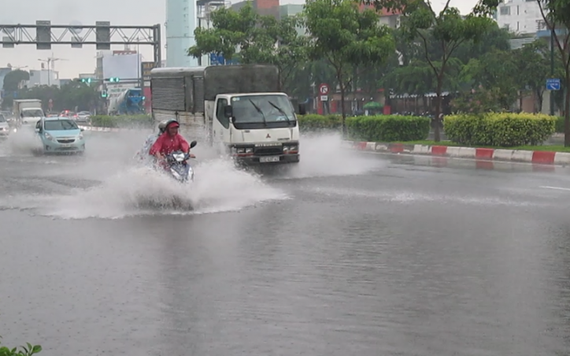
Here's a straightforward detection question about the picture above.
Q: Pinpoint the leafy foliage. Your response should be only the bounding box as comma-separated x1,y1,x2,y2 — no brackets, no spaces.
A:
536,0,570,145
298,113,429,141
444,112,557,146
304,0,395,131
188,3,308,93
0,336,42,356
1,80,102,112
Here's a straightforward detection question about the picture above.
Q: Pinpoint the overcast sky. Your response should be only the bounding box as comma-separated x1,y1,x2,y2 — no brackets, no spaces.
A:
1,0,478,78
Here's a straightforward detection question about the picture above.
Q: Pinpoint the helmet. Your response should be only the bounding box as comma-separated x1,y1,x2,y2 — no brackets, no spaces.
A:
158,120,168,133
165,119,180,130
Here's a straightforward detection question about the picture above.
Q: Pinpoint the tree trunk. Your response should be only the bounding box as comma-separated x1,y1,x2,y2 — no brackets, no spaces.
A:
536,90,543,113
340,81,347,137
434,74,444,142
564,74,570,147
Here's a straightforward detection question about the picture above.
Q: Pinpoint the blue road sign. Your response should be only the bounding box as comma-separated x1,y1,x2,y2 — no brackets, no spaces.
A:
546,78,561,91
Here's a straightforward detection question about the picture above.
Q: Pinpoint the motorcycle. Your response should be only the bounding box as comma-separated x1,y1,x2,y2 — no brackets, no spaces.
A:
163,140,198,183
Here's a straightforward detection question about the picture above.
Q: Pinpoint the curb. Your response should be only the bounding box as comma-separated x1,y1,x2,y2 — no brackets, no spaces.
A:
346,141,570,166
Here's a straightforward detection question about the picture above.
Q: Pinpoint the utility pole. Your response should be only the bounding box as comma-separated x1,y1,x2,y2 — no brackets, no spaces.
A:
38,54,66,86
550,27,555,116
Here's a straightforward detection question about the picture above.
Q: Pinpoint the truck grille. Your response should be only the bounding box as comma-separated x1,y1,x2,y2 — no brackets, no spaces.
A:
254,146,282,156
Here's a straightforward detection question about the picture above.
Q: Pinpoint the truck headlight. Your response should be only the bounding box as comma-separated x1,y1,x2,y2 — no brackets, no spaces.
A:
283,145,298,152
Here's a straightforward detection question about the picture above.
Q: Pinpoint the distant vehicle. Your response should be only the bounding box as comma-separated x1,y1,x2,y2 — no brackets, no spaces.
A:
0,113,10,138
34,117,85,154
13,99,45,125
76,111,91,123
59,110,79,120
108,88,145,115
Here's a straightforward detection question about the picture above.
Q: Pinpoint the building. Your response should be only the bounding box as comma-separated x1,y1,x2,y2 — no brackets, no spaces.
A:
166,0,211,67
494,0,546,34
26,69,60,87
231,0,279,18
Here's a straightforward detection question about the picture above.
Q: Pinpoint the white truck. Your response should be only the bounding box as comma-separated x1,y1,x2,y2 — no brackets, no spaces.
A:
13,99,45,125
149,65,305,165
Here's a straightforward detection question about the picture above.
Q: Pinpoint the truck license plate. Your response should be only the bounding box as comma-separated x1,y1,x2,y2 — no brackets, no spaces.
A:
260,156,280,163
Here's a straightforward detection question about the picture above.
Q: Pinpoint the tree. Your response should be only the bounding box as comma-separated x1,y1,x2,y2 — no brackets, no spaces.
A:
2,70,29,92
367,0,499,141
188,3,308,93
304,0,395,134
513,40,551,112
537,0,570,145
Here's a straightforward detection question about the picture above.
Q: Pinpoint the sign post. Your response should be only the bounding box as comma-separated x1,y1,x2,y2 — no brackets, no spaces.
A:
546,78,561,91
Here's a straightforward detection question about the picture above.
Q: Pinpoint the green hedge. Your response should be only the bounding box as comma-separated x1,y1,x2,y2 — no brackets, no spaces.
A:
346,115,430,142
556,116,564,133
297,114,342,132
444,112,557,147
298,114,430,141
90,115,154,128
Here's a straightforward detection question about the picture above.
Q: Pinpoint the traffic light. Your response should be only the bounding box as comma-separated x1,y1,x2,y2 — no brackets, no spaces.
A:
108,77,120,83
101,90,108,98
81,78,92,83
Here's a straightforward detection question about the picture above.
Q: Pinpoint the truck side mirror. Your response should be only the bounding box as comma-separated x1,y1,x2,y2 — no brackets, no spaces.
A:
298,103,307,116
224,105,233,118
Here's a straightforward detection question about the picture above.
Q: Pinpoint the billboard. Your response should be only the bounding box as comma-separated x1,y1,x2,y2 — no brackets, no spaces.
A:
102,54,141,79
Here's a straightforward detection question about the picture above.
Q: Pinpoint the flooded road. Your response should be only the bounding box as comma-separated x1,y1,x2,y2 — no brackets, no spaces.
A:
1,129,569,356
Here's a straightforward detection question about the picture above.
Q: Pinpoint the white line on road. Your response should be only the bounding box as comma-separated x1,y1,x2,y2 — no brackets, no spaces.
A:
539,186,570,191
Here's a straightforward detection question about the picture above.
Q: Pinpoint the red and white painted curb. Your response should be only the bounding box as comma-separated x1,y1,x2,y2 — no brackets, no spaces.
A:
346,141,570,166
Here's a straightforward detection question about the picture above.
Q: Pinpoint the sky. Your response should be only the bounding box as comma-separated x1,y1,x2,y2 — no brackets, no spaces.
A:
1,0,479,79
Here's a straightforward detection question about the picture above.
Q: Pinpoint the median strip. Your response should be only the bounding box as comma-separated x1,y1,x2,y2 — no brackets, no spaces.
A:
346,141,570,166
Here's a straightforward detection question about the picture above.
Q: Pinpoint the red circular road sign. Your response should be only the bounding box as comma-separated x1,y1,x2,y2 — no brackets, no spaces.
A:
319,84,329,95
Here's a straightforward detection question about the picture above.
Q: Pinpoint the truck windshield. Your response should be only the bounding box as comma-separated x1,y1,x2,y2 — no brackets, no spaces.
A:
44,120,78,131
231,95,296,128
22,110,44,117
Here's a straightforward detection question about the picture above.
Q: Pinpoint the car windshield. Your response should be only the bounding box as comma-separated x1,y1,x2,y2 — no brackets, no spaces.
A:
231,95,295,124
44,120,78,131
22,110,43,117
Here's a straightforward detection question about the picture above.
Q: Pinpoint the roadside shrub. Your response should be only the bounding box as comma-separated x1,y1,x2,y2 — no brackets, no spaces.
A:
346,115,430,142
0,336,42,356
90,115,153,128
555,116,564,133
297,114,341,132
444,112,556,147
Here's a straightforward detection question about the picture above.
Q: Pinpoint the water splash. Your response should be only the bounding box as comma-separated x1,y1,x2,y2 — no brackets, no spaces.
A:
276,132,383,179
40,158,288,219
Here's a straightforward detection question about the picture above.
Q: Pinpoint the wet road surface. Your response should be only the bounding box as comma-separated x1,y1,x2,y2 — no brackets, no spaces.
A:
1,130,570,356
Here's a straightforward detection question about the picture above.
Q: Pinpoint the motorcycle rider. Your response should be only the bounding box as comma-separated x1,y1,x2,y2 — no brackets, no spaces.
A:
135,120,168,164
149,119,196,166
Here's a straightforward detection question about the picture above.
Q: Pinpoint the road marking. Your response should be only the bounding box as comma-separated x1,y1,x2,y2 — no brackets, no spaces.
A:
539,186,570,191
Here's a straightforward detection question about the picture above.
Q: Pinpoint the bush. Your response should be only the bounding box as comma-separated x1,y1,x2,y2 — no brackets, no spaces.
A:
297,114,341,132
346,115,430,142
444,112,557,147
555,116,564,133
0,336,42,356
90,115,154,128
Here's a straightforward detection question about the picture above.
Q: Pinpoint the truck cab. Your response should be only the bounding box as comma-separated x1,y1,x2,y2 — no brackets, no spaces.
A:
213,93,302,164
